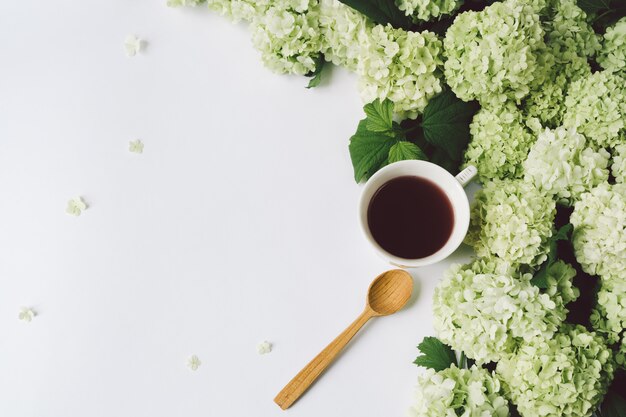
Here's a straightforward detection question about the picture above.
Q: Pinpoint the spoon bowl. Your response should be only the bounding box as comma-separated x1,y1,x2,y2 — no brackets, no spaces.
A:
367,269,413,316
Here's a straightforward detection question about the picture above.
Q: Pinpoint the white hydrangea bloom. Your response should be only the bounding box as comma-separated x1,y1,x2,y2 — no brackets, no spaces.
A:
357,24,443,119
544,260,580,309
257,341,272,354
464,102,535,183
591,277,626,363
563,71,626,149
167,0,206,7
612,143,626,183
443,0,545,106
18,307,36,322
410,365,510,417
395,0,462,23
66,196,88,216
187,354,201,370
124,35,142,57
318,0,370,72
466,179,556,267
433,258,569,364
497,324,614,417
199,0,266,23
571,183,626,278
523,126,610,205
128,139,144,154
250,0,323,76
542,0,600,60
598,17,626,77
522,54,591,128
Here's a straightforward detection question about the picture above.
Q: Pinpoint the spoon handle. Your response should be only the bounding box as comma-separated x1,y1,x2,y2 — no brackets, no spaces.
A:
274,309,373,410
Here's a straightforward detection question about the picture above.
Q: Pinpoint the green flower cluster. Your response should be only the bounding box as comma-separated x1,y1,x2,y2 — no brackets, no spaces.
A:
496,324,614,417
543,259,580,309
395,0,461,23
250,0,323,76
167,0,207,7
612,144,626,184
433,258,575,364
409,365,510,417
523,126,610,206
319,0,370,72
464,103,535,183
522,56,590,129
357,25,443,119
465,179,556,267
571,183,626,278
598,17,626,77
592,277,626,368
443,0,545,106
563,71,626,149
202,0,264,23
522,0,597,128
542,0,600,61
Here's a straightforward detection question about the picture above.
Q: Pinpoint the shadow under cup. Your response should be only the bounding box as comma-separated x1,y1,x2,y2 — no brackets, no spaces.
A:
359,160,472,268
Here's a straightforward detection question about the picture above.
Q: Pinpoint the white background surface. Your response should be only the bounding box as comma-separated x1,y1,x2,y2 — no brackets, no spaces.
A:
0,2,475,416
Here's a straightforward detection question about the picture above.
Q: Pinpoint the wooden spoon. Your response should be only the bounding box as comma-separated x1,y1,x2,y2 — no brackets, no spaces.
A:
274,269,413,410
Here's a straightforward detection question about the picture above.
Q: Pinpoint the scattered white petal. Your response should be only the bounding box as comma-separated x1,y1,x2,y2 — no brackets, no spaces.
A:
66,196,88,216
129,139,144,154
257,341,272,355
187,355,201,371
18,307,36,322
124,35,142,57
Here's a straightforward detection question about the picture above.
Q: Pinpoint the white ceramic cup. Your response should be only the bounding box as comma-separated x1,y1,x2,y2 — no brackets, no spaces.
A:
359,160,477,268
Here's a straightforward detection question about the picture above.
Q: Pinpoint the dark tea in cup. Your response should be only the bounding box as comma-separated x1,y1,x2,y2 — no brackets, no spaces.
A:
367,176,454,259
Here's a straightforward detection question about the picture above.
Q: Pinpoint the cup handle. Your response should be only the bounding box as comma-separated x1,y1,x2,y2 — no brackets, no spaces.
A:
455,165,477,187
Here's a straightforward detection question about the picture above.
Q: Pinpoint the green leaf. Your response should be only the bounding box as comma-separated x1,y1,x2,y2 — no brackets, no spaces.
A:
413,336,457,371
305,56,325,89
388,141,426,163
531,224,573,288
364,99,394,132
349,120,397,182
601,396,626,417
600,390,626,417
578,0,617,15
577,0,626,32
337,0,413,29
421,89,480,162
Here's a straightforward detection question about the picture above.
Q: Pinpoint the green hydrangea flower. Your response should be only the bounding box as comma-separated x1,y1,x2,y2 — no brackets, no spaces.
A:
598,17,626,77
319,0,370,72
443,0,545,106
612,143,626,184
357,25,443,119
544,260,580,309
464,102,535,183
571,183,626,278
563,71,626,149
433,258,573,364
524,60,588,128
395,0,462,23
466,179,556,267
410,364,510,417
591,277,626,368
167,0,206,7
522,53,591,129
497,324,614,417
542,0,600,60
250,0,323,76
523,126,610,206
522,0,597,128
200,0,266,23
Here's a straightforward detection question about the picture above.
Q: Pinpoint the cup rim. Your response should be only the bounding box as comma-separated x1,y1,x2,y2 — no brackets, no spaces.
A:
359,160,471,268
